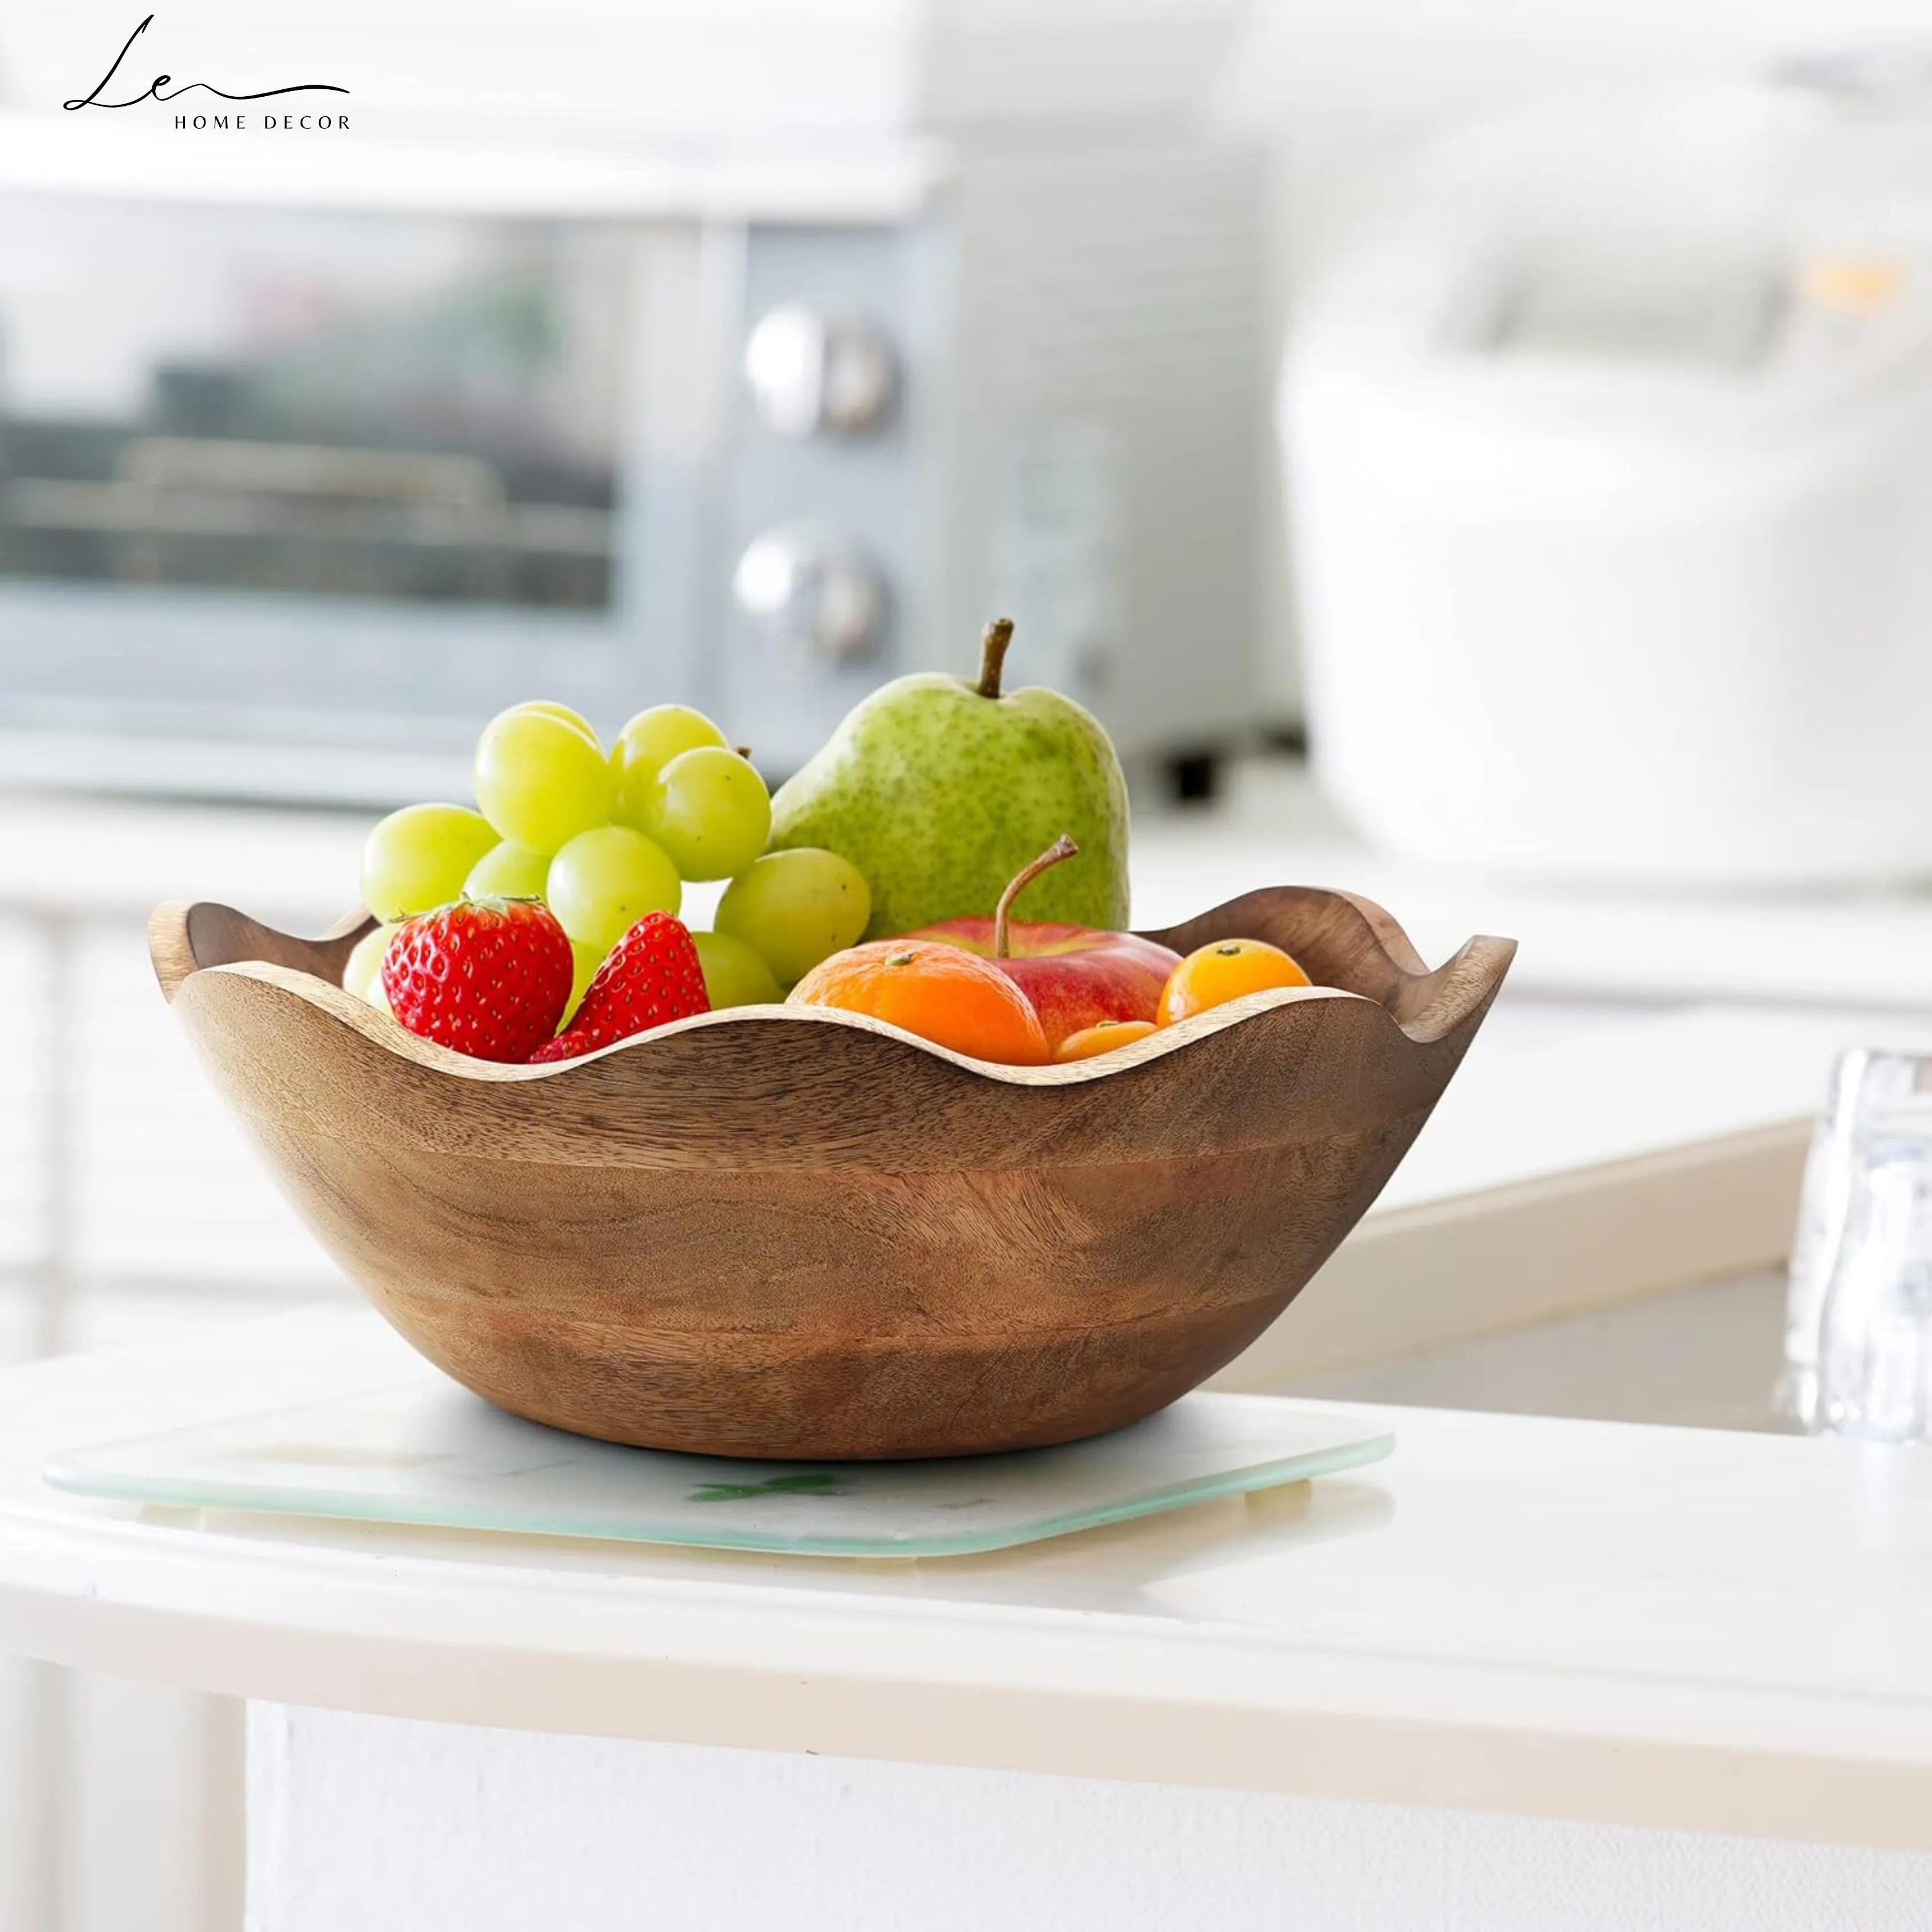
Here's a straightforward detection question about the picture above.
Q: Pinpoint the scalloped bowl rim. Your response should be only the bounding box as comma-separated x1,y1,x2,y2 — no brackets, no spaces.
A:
206,959,1384,1086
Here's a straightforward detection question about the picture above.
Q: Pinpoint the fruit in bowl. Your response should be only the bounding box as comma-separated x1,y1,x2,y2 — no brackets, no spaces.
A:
1159,938,1312,1024
1056,1019,1158,1061
530,912,710,1064
790,939,1053,1066
345,695,867,1062
768,617,1129,938
148,619,1516,1458
904,835,1180,1050
333,624,1233,1071
787,837,1325,1067
383,899,575,1064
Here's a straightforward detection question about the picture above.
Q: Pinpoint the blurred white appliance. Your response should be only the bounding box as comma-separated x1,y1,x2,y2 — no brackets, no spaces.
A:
1286,57,1932,885
0,111,1264,801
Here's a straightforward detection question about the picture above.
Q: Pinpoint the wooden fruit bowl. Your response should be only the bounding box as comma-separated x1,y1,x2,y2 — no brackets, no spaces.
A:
149,890,1513,1460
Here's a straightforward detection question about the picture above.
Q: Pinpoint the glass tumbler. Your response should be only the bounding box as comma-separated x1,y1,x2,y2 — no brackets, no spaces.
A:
1781,1049,1922,1427
1814,1089,1932,1444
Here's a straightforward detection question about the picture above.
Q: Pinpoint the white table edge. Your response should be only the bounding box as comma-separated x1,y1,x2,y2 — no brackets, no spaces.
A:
1,1314,1930,1852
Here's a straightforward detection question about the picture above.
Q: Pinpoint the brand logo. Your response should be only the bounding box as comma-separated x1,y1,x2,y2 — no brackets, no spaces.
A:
65,14,349,129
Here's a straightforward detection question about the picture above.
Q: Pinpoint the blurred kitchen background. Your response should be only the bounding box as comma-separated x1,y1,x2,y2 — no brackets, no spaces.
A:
7,0,1932,1926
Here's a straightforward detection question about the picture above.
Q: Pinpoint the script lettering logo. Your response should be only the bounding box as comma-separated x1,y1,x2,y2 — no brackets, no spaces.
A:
64,14,348,111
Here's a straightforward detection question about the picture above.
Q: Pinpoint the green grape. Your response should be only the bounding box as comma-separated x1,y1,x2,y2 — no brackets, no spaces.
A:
546,825,682,955
515,699,599,746
360,804,498,922
693,929,781,1008
475,706,615,855
342,922,402,1003
639,747,771,882
560,940,606,1028
611,704,726,829
465,841,550,901
714,848,870,985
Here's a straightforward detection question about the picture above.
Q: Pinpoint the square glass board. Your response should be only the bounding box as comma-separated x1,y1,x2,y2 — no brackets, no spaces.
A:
45,1382,1393,1559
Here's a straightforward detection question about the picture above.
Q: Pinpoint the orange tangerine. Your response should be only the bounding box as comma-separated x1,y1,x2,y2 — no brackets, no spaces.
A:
789,940,1050,1065
1053,1019,1157,1063
1156,938,1311,1025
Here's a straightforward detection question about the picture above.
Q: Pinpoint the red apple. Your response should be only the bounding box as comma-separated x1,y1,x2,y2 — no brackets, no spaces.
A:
905,835,1179,1048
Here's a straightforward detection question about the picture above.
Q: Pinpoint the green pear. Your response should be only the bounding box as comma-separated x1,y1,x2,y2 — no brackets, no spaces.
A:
767,619,1129,938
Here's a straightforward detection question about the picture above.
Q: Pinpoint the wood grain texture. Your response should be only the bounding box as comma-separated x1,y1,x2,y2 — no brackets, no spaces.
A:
149,891,1514,1458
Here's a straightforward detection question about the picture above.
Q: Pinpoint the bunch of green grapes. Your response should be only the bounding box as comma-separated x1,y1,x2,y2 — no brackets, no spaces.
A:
354,700,868,1025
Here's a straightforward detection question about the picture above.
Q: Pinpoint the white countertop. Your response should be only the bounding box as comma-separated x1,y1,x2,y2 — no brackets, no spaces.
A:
3,1309,1930,1851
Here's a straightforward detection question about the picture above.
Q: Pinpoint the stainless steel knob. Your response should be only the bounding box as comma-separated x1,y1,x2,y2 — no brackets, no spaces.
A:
733,525,884,665
744,304,896,437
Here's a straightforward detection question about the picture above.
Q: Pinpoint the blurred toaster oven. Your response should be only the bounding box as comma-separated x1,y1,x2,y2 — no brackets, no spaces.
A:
0,120,1266,802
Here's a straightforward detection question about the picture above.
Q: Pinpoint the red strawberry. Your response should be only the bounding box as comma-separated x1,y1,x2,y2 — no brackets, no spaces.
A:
528,912,709,1062
382,898,572,1063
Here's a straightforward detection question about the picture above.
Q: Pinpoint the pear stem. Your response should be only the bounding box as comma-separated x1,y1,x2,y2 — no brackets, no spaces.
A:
994,835,1079,959
976,618,1014,700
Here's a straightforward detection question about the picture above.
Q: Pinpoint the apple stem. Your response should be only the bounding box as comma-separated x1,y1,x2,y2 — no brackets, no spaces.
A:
977,618,1014,700
994,835,1079,959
